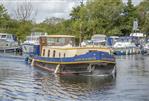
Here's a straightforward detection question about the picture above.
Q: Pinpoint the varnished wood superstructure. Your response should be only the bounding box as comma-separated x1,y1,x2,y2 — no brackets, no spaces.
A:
41,46,112,58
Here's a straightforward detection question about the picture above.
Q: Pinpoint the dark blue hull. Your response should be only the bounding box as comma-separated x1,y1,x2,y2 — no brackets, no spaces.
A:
31,51,116,75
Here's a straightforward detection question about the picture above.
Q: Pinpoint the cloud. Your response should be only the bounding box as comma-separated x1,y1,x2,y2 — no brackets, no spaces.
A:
1,0,83,22
1,0,141,23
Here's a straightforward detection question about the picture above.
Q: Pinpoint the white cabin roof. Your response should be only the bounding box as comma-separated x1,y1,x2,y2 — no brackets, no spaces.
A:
130,33,146,37
0,33,12,35
92,34,106,38
109,36,119,38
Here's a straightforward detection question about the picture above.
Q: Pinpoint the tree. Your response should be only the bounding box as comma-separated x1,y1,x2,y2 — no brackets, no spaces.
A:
0,4,11,32
12,2,38,42
43,17,65,25
70,0,124,39
14,2,37,21
137,0,149,34
15,21,33,43
120,0,138,35
70,6,82,20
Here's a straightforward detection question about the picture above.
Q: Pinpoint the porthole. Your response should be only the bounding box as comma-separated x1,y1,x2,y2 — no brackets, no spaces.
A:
43,49,45,56
59,53,61,58
48,50,50,57
53,50,56,58
64,53,66,58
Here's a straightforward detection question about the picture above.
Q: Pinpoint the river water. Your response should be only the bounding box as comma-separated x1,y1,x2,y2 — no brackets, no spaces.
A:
0,54,149,101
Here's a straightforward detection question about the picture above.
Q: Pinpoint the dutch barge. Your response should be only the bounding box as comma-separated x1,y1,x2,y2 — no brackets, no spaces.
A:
30,35,116,75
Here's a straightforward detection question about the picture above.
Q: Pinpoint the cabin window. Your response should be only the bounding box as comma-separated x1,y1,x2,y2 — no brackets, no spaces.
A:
43,49,45,56
59,38,65,44
89,50,97,52
53,50,56,58
1,35,6,39
48,50,50,57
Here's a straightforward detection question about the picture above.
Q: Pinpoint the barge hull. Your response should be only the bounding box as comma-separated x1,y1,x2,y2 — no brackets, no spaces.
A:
33,60,115,75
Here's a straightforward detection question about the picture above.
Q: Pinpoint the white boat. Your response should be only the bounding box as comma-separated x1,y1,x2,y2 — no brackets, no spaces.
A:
112,37,140,55
0,33,19,52
91,34,106,45
22,32,47,55
81,34,107,47
142,43,149,55
106,36,119,47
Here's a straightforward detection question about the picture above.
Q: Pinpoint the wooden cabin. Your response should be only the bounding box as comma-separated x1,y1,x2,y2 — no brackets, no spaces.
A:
39,35,112,58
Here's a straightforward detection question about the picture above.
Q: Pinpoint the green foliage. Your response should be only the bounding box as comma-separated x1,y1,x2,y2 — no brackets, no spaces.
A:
0,4,11,32
120,0,138,35
15,21,33,42
70,0,124,38
137,0,149,33
1,0,149,42
0,4,33,42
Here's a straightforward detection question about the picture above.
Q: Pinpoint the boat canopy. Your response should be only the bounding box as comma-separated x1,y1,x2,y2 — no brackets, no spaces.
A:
91,34,106,43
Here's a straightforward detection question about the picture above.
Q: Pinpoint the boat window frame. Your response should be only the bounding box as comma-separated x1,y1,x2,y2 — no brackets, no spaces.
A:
1,35,7,39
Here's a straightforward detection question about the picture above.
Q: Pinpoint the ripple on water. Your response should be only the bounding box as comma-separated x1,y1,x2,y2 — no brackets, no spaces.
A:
1,55,149,101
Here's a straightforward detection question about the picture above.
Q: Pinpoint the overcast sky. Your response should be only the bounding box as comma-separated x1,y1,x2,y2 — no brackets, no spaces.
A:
1,0,142,23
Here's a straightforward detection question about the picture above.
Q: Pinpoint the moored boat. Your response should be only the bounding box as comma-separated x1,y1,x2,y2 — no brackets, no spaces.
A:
30,35,116,75
81,34,107,47
21,32,47,56
0,33,19,52
143,43,149,55
112,37,140,55
142,39,149,55
91,34,106,45
106,36,119,47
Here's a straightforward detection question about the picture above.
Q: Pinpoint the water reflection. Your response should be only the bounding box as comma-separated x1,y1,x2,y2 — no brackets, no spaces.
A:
115,55,149,101
116,55,149,76
0,58,45,101
1,54,149,101
39,73,115,101
0,55,115,101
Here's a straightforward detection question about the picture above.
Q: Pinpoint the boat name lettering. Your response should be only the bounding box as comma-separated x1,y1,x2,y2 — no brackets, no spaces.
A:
75,57,96,61
102,58,115,61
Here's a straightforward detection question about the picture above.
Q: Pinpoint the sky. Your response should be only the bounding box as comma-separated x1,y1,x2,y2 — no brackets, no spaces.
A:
0,0,142,23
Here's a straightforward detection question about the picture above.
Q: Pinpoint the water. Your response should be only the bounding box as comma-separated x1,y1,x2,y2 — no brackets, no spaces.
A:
0,54,149,101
